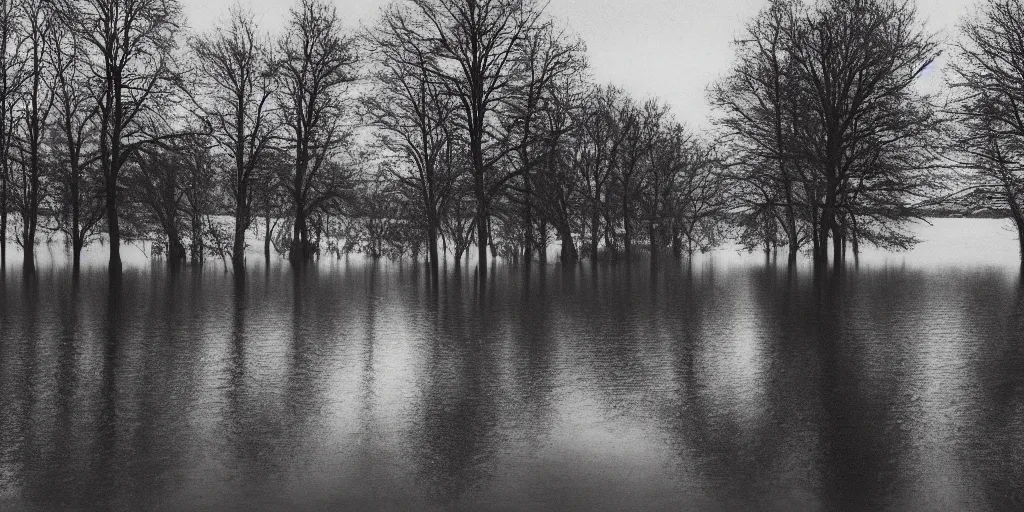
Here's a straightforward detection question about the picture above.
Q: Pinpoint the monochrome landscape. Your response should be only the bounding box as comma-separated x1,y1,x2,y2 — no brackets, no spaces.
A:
2,0,1024,510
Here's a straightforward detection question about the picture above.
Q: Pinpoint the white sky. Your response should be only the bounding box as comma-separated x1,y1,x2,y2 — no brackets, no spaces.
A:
180,0,979,128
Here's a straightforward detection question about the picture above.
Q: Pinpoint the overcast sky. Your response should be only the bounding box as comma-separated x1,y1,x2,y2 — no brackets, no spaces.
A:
180,0,980,127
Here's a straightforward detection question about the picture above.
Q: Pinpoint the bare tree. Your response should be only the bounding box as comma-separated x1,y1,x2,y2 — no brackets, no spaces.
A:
364,3,458,276
786,0,940,265
49,0,103,274
191,5,278,270
710,0,803,262
10,0,55,271
277,0,358,262
715,0,941,265
951,0,1024,259
0,0,25,270
663,133,728,256
572,85,626,260
125,142,188,264
75,0,184,273
504,21,585,263
615,97,666,258
407,0,544,279
531,73,587,264
178,134,219,263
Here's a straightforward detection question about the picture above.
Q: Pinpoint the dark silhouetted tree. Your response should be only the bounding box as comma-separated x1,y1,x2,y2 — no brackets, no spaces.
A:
191,5,279,270
75,0,184,273
277,0,358,262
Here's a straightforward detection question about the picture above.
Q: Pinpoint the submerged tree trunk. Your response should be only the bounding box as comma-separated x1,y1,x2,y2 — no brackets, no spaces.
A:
264,210,273,264
0,133,6,269
832,219,843,268
538,220,548,264
0,186,5,269
22,242,34,272
1017,218,1024,263
649,221,658,264
72,238,84,276
604,212,617,260
166,224,187,265
817,180,838,266
672,222,682,258
622,178,632,258
71,167,82,273
474,171,488,281
1006,186,1024,263
488,216,497,259
290,207,309,262
559,227,578,265
22,162,40,273
232,204,248,270
427,222,439,278
523,176,534,263
106,179,122,274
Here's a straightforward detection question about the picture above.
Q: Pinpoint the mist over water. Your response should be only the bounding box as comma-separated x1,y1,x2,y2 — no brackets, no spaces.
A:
1,218,1023,511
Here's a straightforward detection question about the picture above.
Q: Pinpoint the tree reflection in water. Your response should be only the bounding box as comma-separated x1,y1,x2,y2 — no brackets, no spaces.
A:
1,251,1023,511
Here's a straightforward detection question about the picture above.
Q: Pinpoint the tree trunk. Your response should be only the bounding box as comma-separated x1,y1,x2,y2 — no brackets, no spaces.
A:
291,140,311,262
0,198,5,270
810,206,820,260
832,219,842,268
817,182,837,265
106,180,122,274
672,222,682,258
72,238,83,276
775,84,799,263
622,178,632,258
191,213,204,263
649,221,658,264
523,178,534,263
441,231,448,265
1018,218,1024,263
604,211,616,259
475,174,488,280
264,213,273,264
538,220,548,264
0,146,6,269
488,216,497,259
232,205,248,269
427,222,439,278
1006,187,1024,263
291,208,308,262
167,224,187,265
22,241,34,273
559,227,577,265
784,199,798,262
71,169,82,274
23,170,39,272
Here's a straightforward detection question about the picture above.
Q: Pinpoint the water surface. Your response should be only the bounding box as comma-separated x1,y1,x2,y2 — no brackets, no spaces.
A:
1,219,1023,511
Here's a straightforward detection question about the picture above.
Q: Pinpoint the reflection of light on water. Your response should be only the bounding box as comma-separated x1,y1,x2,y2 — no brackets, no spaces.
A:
901,289,976,509
363,302,424,426
544,391,682,499
842,272,1001,511
699,295,767,430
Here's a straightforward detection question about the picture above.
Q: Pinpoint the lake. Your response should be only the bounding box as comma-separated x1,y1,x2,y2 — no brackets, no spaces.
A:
1,218,1023,511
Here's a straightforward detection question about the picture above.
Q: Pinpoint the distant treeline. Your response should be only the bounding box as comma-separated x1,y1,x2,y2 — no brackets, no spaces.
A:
1,0,1023,275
